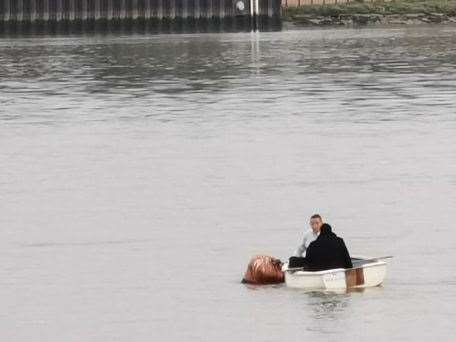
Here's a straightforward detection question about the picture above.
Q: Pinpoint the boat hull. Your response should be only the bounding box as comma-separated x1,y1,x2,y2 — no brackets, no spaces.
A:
284,259,387,290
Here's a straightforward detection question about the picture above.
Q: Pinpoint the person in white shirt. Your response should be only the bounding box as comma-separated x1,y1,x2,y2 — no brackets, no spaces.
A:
291,214,323,261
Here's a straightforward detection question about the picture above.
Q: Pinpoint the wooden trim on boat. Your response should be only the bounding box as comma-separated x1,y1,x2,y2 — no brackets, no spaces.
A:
345,268,364,287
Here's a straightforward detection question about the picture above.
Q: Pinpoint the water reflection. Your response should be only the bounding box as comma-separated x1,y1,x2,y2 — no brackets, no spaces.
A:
307,291,351,320
1,27,456,99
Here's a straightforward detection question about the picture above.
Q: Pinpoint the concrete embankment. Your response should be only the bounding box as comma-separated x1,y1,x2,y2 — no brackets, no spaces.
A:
282,0,456,26
287,12,456,26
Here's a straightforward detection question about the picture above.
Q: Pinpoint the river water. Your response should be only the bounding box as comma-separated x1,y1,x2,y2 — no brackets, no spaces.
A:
1,26,456,341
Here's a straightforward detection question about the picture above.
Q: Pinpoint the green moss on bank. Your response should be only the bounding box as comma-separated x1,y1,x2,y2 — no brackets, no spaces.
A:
282,0,456,18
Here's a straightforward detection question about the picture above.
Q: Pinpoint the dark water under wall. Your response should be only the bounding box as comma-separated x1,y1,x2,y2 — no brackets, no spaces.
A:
0,16,281,34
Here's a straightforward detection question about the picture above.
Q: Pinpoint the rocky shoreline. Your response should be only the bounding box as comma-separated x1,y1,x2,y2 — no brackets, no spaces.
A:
287,12,456,26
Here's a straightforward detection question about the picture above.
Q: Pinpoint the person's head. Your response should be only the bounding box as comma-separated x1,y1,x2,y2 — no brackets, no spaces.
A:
310,214,323,233
320,223,332,235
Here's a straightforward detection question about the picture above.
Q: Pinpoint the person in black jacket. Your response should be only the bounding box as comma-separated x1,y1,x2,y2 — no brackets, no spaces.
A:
289,223,353,271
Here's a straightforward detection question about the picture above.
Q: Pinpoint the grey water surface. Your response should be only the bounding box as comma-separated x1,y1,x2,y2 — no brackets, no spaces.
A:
1,26,456,342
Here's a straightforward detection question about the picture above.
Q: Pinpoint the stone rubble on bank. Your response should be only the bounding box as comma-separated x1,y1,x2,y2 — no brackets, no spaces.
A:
289,12,456,26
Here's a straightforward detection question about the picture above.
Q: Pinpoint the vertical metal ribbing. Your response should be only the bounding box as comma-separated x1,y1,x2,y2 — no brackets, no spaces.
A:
0,0,281,24
87,0,92,20
5,0,11,21
8,0,14,20
95,0,101,20
212,0,220,18
16,0,23,21
88,0,95,20
49,0,55,21
24,0,32,21
224,0,231,18
186,0,195,19
199,0,206,18
145,0,151,19
54,0,61,21
22,0,28,21
66,0,72,21
107,0,114,20
207,0,213,18
127,0,134,19
48,0,54,21
194,0,200,19
29,0,37,21
99,0,104,19
39,0,47,20
68,0,75,20
131,0,138,19
111,0,117,19
120,0,126,18
85,0,90,20
170,0,176,19
143,0,148,19
140,0,146,19
116,0,121,18
175,0,182,18
112,0,118,19
116,0,123,19
218,0,225,18
66,0,74,21
74,0,81,20
45,0,50,20
96,0,104,19
162,0,169,18
99,0,106,19
122,0,128,18
62,0,67,21
139,0,146,18
182,0,188,19
81,0,88,20
1,0,7,21
153,0,164,19
136,0,141,18
55,0,64,21
173,0,177,18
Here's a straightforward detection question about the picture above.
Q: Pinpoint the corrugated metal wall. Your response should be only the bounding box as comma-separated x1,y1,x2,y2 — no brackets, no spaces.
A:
0,0,280,21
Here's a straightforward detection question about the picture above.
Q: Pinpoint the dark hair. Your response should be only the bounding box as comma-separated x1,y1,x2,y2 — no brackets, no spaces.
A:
310,214,322,220
320,223,332,234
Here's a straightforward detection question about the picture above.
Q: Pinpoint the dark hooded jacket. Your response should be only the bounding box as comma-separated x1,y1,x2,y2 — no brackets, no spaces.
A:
304,224,353,271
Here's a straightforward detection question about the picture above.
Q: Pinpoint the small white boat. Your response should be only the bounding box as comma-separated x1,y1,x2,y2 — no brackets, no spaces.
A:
283,256,391,291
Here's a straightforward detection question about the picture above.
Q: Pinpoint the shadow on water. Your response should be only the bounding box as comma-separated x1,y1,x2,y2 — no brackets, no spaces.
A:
284,286,385,319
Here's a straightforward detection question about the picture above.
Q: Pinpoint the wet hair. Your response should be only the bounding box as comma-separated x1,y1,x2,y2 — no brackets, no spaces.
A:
310,214,322,221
